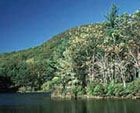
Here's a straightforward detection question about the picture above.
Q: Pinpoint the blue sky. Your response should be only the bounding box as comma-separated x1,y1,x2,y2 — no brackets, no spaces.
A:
0,0,140,53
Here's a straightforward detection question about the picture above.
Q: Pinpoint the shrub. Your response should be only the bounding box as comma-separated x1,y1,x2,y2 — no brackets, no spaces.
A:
133,78,140,93
106,81,115,96
93,84,104,96
86,82,97,95
18,86,33,93
72,85,84,96
113,84,124,96
41,81,53,92
124,82,135,95
52,77,61,84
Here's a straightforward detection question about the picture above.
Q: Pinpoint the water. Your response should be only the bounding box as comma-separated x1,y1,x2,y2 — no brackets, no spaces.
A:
0,93,140,113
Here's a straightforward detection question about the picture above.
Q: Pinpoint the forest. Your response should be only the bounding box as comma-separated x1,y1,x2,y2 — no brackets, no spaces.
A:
0,5,140,98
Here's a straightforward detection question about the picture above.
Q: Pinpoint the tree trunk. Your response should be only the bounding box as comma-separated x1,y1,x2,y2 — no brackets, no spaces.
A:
123,79,126,88
138,68,140,78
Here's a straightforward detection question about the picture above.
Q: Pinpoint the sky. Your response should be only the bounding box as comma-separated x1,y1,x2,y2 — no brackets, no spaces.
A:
0,0,140,53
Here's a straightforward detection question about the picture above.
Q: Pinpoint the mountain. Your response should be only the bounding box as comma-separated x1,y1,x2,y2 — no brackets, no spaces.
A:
0,24,95,62
0,23,102,92
0,6,140,98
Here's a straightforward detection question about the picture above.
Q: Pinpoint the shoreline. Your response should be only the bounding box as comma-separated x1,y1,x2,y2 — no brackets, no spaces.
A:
1,91,140,100
51,94,140,100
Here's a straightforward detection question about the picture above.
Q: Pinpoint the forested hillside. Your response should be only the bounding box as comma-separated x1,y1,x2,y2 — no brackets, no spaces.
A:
0,5,140,97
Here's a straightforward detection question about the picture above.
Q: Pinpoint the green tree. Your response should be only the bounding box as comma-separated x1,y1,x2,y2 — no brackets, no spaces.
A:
105,4,118,28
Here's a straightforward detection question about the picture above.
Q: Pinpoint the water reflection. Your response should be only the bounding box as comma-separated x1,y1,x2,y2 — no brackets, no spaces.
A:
0,93,140,113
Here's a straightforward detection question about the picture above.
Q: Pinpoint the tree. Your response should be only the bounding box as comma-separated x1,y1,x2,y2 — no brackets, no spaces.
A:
105,4,118,28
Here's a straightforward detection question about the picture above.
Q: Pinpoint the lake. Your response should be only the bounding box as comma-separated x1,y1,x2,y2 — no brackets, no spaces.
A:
0,93,140,113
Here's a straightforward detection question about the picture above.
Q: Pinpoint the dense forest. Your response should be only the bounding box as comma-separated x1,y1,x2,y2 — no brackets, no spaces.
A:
0,5,140,98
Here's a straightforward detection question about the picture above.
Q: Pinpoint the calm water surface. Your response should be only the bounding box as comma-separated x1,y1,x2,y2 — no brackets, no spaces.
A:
0,93,139,113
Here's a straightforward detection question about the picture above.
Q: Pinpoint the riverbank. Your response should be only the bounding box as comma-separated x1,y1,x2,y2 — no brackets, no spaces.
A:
51,94,140,100
50,78,140,100
2,90,140,100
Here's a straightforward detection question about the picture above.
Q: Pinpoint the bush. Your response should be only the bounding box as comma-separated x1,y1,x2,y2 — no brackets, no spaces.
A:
93,84,104,96
41,81,53,92
124,79,140,95
133,78,140,93
52,77,61,84
18,86,33,93
72,85,84,96
86,82,97,95
85,79,140,97
106,81,115,96
113,84,124,96
124,83,135,95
